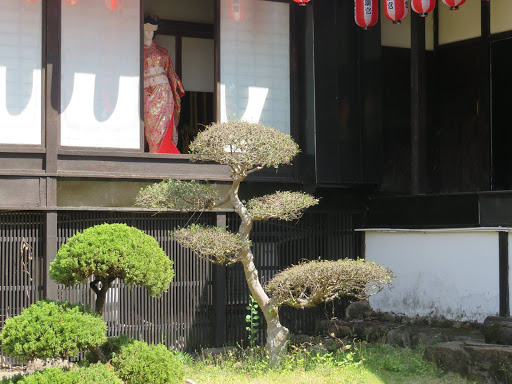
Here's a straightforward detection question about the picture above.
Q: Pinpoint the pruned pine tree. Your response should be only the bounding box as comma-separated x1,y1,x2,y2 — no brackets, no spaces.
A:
136,121,392,362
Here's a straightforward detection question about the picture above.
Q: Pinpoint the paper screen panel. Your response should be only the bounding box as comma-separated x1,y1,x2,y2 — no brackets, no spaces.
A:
61,0,140,149
0,0,42,145
220,0,290,134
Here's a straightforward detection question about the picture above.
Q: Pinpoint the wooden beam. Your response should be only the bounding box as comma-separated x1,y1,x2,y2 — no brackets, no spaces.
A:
158,20,214,40
411,13,426,194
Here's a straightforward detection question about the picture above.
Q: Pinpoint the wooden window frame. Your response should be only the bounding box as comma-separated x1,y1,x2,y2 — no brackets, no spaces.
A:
0,0,299,184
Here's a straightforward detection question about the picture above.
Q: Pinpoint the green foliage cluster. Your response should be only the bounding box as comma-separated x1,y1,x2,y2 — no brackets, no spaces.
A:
265,259,393,308
85,335,136,364
246,296,260,348
0,363,121,384
189,121,300,174
247,191,319,221
110,340,185,384
173,224,250,265
135,179,219,210
50,223,174,297
0,301,106,361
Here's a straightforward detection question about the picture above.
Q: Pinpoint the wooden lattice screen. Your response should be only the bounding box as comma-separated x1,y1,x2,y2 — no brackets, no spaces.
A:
0,210,363,367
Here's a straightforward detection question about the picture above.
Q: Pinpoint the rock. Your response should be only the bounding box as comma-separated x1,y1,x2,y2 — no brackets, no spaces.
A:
483,316,512,345
185,380,197,384
386,328,411,348
201,346,238,359
25,358,74,374
321,338,345,351
327,320,351,338
346,300,372,320
424,342,472,378
426,341,512,384
308,344,329,354
315,319,331,335
379,312,396,323
290,334,320,345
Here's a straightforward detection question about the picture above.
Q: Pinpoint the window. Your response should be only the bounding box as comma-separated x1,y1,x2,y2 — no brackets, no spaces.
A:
58,0,291,153
0,0,42,145
60,0,140,149
220,0,290,134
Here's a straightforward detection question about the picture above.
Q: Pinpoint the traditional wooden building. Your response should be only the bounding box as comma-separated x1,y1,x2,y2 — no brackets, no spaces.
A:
1,0,512,360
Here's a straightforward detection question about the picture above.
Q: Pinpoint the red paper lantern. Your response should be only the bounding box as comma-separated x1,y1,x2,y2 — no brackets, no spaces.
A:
293,0,311,5
64,0,80,5
355,0,379,30
411,0,436,17
105,0,125,11
442,0,466,10
384,0,409,24
228,0,246,22
25,0,39,3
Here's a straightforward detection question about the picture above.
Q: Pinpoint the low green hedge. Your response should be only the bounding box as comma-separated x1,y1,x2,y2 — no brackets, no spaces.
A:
0,363,121,384
0,300,106,361
111,340,184,384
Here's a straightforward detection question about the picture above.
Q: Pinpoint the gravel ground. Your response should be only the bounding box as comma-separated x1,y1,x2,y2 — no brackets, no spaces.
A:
0,368,24,380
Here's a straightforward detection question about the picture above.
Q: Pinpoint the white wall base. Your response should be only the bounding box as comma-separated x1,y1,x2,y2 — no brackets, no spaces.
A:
363,229,503,323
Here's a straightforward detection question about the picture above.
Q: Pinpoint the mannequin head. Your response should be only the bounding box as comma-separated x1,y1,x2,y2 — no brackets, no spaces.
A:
144,17,158,46
144,29,155,46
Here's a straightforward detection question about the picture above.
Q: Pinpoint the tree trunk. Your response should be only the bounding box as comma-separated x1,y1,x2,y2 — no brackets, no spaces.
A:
264,307,290,363
240,249,290,363
94,280,112,315
95,286,108,315
230,176,290,363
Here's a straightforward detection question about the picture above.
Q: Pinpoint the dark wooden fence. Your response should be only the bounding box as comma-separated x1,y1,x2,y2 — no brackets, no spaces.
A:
0,210,363,367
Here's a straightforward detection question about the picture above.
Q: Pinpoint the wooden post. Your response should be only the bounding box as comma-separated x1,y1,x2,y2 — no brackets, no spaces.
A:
213,213,227,346
410,12,426,195
43,1,61,300
481,0,492,189
499,232,510,317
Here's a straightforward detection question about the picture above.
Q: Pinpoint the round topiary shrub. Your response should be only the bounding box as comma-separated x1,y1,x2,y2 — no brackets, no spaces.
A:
110,340,184,384
85,335,136,364
0,363,121,384
50,223,175,315
0,300,106,361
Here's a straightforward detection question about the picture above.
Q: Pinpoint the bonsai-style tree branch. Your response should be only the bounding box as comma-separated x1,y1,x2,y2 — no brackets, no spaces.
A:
136,121,392,362
49,223,175,316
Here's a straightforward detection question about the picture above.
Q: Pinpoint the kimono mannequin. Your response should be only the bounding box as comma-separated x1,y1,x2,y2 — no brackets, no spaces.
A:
143,18,185,154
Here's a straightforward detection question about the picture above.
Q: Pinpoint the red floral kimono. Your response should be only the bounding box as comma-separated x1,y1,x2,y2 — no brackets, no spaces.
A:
144,42,185,154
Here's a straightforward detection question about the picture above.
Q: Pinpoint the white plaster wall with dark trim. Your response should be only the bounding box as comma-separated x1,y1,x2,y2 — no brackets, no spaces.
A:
363,229,501,322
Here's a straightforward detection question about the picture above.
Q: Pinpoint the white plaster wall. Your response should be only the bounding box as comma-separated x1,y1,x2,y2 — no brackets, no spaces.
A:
60,0,140,149
439,0,481,45
0,0,42,145
491,0,512,34
365,231,500,322
182,38,214,93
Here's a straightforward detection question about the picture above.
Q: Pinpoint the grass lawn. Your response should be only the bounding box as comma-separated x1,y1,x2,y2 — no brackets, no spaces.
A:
183,344,473,384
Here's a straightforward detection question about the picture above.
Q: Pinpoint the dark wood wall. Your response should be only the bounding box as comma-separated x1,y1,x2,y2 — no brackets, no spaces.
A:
379,41,490,194
437,41,490,193
312,0,382,185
